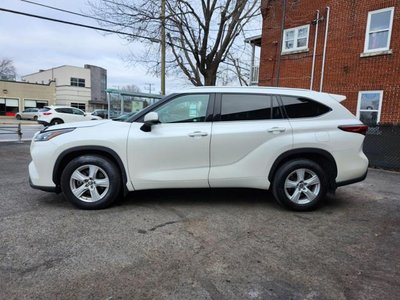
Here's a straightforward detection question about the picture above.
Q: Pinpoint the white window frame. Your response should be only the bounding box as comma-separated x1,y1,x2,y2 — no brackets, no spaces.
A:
363,7,395,53
357,90,384,124
282,25,310,53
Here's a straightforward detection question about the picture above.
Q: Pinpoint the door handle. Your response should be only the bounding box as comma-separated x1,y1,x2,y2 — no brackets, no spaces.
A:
188,131,208,137
267,127,286,133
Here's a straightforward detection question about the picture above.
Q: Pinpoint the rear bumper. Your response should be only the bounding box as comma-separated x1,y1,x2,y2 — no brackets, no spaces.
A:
335,169,368,187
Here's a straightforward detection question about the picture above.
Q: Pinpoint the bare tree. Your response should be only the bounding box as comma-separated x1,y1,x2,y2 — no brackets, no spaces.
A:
89,0,260,86
0,58,16,81
121,84,141,93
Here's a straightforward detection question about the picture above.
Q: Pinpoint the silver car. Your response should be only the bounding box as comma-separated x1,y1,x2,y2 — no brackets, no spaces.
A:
16,108,40,121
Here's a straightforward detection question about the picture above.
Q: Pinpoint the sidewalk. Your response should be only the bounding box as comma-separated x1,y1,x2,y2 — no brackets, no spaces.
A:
0,116,39,125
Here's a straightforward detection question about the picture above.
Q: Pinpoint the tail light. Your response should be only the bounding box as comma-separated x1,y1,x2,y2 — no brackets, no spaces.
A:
338,125,368,135
43,112,52,116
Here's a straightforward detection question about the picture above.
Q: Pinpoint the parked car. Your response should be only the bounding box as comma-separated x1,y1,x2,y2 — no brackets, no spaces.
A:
29,87,369,211
37,106,101,126
89,109,123,119
15,108,40,121
90,109,108,119
112,111,137,122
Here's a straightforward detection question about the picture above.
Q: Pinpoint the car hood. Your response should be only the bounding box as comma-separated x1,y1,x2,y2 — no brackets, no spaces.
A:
43,120,112,131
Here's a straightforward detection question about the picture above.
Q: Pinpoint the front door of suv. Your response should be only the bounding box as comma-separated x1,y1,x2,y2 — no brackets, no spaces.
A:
127,93,213,190
209,93,292,189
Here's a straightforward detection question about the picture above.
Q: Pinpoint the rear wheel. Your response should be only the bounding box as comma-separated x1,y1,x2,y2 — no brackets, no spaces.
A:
33,116,38,121
60,155,121,209
272,159,328,211
50,118,63,125
16,115,21,120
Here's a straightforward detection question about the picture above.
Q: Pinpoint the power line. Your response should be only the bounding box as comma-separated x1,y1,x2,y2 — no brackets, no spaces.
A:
20,0,261,33
0,7,158,42
20,0,122,26
0,7,250,74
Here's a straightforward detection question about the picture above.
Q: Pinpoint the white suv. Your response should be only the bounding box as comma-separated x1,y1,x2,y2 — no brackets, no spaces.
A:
29,87,369,211
37,106,101,126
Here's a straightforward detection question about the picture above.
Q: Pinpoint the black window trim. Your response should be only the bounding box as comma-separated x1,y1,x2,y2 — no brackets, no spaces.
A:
131,93,215,123
214,92,284,122
277,94,332,119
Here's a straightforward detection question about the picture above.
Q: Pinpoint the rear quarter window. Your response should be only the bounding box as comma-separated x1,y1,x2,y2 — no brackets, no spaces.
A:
280,96,331,118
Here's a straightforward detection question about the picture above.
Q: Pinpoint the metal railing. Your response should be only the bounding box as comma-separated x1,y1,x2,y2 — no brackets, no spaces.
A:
0,124,23,143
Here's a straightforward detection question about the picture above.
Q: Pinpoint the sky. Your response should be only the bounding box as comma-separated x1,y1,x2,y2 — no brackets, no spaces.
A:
0,0,188,93
0,0,261,94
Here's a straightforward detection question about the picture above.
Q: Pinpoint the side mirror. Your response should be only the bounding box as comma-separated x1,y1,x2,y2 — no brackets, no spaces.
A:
141,112,160,132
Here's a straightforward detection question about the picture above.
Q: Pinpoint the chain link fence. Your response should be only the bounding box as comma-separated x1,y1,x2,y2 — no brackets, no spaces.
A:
364,124,400,171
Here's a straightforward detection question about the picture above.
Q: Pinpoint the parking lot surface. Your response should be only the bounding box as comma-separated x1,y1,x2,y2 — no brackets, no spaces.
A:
1,142,399,300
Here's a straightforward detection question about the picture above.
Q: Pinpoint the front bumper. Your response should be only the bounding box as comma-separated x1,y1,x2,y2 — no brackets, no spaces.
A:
29,176,60,193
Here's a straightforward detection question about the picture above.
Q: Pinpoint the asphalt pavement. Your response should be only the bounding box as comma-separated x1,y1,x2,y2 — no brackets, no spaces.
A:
0,142,399,299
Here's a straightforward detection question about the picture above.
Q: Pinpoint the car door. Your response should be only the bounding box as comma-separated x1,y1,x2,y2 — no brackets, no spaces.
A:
209,93,292,189
127,93,213,190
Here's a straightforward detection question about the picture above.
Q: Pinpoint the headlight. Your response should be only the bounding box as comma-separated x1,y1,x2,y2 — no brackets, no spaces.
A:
34,128,75,142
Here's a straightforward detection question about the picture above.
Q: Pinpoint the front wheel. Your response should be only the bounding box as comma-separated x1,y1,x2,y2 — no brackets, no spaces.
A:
272,159,328,211
60,155,121,209
50,118,64,125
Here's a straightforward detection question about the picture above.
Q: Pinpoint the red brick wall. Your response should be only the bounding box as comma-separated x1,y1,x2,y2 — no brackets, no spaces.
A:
259,0,400,123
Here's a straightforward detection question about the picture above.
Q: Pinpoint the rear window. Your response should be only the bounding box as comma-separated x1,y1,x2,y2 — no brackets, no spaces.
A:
280,96,331,118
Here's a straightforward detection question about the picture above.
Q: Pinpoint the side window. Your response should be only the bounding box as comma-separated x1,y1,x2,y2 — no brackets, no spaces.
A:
72,108,84,115
154,94,209,123
221,94,281,121
55,108,73,114
280,96,331,118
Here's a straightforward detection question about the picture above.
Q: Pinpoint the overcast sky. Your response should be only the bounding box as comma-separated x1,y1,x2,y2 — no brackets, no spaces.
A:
0,0,192,93
0,0,261,94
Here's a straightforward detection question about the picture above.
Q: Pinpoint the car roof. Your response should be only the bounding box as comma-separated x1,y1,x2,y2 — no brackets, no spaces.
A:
179,86,344,101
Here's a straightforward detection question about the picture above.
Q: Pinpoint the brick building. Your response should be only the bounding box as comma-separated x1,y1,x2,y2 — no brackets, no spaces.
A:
257,0,400,124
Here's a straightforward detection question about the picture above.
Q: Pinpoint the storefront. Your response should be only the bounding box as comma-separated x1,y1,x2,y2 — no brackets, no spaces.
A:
0,98,19,116
24,99,48,109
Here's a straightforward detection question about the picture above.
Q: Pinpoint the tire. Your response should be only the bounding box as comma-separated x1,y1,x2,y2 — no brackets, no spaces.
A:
16,115,21,120
60,155,121,209
50,118,64,125
272,159,328,211
33,116,38,121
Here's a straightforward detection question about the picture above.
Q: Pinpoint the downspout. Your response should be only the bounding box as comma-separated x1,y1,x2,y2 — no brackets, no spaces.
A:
276,0,286,86
310,10,320,90
250,42,256,85
320,6,330,92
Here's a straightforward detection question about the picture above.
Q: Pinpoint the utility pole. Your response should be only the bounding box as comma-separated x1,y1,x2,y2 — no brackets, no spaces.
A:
161,0,166,95
145,83,153,94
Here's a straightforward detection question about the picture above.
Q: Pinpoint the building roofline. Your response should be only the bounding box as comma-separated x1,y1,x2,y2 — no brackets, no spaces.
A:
22,65,91,77
244,34,262,46
0,79,55,86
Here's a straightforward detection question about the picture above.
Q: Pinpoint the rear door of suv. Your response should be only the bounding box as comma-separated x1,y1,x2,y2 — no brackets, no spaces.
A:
209,93,292,189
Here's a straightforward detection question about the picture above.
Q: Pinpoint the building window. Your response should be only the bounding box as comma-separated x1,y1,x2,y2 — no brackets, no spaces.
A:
71,102,86,111
282,25,310,53
357,91,383,125
364,7,394,53
0,98,19,116
24,99,48,109
70,77,85,87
